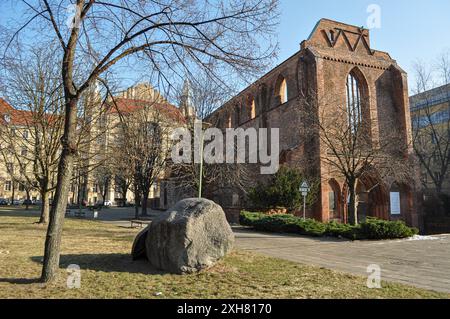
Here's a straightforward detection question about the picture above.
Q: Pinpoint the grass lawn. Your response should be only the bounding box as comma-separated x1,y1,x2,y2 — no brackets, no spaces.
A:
0,211,448,299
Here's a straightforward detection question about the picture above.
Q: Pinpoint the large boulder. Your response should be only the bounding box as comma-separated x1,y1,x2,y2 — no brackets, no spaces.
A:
131,198,234,274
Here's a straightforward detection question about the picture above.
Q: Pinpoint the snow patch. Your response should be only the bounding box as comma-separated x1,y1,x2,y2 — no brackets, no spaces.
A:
406,235,441,241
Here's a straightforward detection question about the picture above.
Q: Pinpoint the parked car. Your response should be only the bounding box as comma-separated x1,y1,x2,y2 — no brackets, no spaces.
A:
22,199,34,206
12,200,20,205
104,200,113,207
95,200,113,207
0,198,8,206
34,200,42,206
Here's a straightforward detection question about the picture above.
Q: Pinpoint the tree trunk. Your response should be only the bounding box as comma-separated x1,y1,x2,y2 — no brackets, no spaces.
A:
347,180,358,225
38,191,50,225
11,183,15,205
41,97,78,283
134,190,140,220
25,190,31,210
141,189,150,217
121,183,128,207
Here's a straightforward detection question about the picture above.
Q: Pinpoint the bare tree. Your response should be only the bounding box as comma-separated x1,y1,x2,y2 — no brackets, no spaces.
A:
114,99,178,217
412,52,450,195
0,45,64,224
1,0,278,282
173,73,256,198
299,91,413,225
93,163,113,206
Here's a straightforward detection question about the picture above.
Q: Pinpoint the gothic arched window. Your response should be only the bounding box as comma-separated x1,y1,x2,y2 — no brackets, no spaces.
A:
249,97,256,120
346,72,362,133
279,77,288,104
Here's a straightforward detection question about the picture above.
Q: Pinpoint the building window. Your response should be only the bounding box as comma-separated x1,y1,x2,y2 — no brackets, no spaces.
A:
389,192,401,215
431,133,438,145
278,77,288,104
5,181,12,191
346,73,362,133
6,163,13,174
22,130,29,140
234,105,240,126
328,191,336,211
435,171,442,181
250,98,256,120
19,184,25,192
21,148,28,156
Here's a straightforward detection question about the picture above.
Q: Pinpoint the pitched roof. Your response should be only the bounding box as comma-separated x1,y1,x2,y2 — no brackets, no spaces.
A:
105,98,186,123
0,98,14,113
0,98,60,126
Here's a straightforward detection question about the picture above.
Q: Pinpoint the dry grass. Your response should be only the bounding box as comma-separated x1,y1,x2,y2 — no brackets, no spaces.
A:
0,210,448,299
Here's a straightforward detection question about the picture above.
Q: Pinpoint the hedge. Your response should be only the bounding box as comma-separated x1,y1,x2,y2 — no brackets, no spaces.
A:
240,211,419,240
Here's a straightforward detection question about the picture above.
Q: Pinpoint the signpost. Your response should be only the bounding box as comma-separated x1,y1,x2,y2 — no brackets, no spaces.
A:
299,181,310,220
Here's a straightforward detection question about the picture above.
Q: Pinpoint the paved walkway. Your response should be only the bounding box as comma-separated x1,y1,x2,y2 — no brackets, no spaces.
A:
234,228,450,293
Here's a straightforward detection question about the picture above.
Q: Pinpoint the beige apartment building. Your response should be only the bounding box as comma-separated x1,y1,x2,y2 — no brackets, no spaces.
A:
0,84,186,207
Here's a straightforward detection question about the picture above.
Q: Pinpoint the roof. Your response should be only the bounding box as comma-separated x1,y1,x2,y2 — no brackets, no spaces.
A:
207,18,396,121
0,98,14,113
0,99,34,126
104,98,186,123
410,83,450,111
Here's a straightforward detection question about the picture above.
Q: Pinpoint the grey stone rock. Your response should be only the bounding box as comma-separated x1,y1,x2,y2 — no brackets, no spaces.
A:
141,198,234,274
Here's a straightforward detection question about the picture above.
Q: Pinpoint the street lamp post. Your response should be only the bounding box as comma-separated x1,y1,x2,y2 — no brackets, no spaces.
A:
299,181,310,220
198,120,212,199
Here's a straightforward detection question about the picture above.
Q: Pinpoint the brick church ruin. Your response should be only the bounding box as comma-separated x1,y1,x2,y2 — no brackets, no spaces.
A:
205,19,421,228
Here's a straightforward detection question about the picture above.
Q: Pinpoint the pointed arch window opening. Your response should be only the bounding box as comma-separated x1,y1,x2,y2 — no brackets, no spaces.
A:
346,73,363,133
250,99,256,120
279,78,288,104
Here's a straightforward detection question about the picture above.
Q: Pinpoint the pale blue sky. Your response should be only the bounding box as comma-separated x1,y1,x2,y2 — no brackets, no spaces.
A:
1,1,449,92
277,0,450,84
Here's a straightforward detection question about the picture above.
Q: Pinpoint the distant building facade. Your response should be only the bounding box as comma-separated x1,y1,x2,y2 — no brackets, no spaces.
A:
0,84,185,207
410,84,450,197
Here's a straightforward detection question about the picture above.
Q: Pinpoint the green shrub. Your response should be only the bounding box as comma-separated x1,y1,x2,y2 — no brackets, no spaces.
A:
240,211,265,227
253,214,299,233
325,221,360,239
294,218,327,237
248,214,327,237
248,166,319,211
359,217,419,239
240,212,419,240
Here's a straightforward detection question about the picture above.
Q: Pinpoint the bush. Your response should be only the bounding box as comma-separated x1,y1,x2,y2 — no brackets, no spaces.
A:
240,212,418,240
248,166,319,211
240,211,265,227
246,213,327,237
359,218,419,239
325,221,360,240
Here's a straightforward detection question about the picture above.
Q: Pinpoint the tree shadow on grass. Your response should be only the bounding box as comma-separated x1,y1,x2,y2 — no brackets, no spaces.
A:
0,254,164,285
29,253,168,275
0,278,41,284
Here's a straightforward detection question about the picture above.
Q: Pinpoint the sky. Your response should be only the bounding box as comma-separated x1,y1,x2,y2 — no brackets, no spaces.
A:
277,0,450,86
1,0,450,94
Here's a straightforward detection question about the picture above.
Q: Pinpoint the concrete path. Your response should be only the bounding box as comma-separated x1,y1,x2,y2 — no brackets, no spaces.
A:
234,228,450,293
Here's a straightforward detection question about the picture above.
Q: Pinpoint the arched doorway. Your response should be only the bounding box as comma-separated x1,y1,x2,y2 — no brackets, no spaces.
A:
343,175,389,224
328,179,343,222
